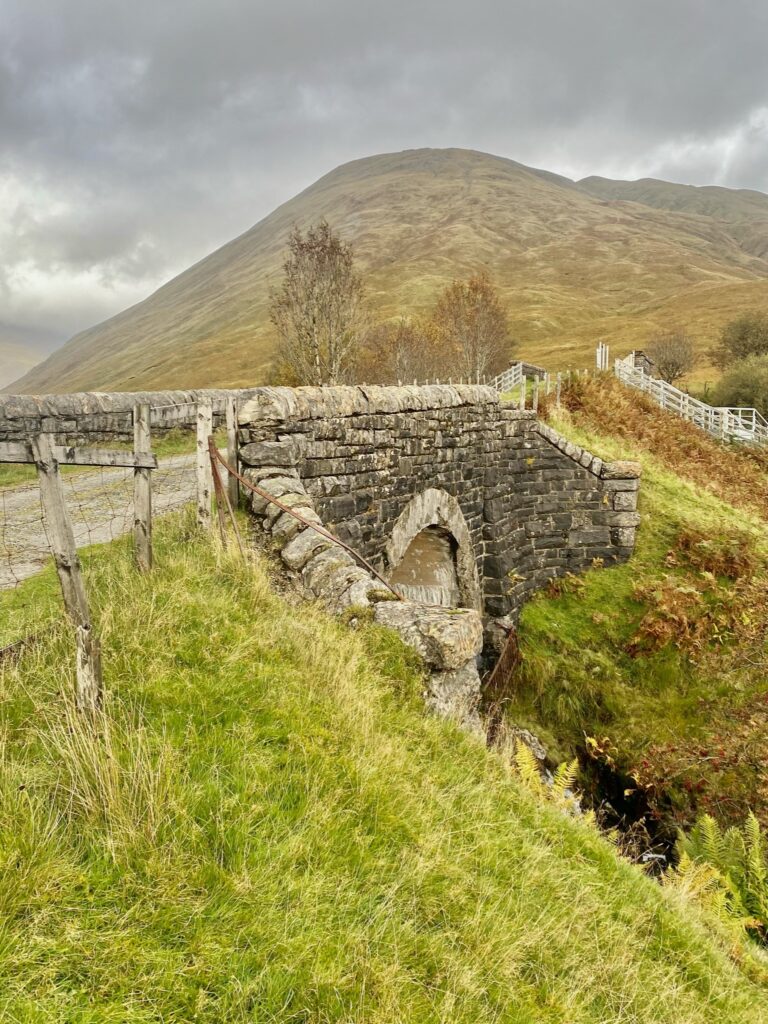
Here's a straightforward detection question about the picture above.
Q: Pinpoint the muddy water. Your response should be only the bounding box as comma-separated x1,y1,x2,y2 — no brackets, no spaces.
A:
389,527,461,607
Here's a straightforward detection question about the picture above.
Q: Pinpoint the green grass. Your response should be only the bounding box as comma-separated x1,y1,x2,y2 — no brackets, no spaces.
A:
507,408,768,829
2,514,768,1021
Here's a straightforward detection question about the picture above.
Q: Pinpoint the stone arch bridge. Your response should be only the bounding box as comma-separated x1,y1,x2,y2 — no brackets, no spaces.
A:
238,383,640,623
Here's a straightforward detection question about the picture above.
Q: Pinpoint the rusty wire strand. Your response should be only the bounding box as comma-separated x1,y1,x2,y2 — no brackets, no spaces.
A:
211,445,403,600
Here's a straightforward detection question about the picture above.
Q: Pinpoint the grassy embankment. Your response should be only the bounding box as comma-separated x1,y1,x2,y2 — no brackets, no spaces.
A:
2,512,768,1021
506,375,768,834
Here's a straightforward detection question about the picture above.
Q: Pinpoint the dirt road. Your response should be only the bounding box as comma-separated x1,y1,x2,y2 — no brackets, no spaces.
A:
0,453,207,589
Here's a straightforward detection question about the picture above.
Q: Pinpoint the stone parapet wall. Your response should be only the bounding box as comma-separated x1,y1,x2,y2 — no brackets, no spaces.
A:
0,388,262,444
235,436,485,727
238,384,640,621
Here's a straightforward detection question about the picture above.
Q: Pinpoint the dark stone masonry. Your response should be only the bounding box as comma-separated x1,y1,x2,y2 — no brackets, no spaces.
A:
238,383,640,622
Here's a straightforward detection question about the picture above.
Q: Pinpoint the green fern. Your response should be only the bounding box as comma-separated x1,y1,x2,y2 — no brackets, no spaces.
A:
512,746,585,818
552,759,579,800
513,743,544,793
677,812,768,942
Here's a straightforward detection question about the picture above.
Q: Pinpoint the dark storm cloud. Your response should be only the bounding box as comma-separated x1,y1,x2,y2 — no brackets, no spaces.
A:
1,0,768,362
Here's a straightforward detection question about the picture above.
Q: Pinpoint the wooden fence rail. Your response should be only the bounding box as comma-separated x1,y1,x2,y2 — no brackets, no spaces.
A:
0,404,163,710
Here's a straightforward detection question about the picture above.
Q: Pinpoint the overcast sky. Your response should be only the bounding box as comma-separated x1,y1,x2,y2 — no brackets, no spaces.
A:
2,0,768,379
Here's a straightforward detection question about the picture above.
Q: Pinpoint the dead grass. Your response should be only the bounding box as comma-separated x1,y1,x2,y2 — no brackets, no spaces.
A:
557,374,768,519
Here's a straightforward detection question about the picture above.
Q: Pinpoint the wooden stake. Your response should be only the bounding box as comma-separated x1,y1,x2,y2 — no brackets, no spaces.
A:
133,403,152,572
196,400,213,529
75,625,103,713
225,395,239,510
31,433,102,710
532,377,539,413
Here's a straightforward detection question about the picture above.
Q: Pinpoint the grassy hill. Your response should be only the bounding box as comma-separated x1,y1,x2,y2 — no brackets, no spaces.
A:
505,376,768,840
2,515,768,1021
8,147,768,394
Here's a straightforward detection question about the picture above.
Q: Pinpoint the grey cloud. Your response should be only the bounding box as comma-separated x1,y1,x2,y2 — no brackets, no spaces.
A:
1,0,767,363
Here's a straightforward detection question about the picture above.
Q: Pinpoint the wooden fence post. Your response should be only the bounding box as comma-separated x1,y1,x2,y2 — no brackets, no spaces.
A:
196,401,213,529
226,395,239,510
519,378,526,411
556,372,562,407
532,377,539,413
133,403,152,572
31,433,102,711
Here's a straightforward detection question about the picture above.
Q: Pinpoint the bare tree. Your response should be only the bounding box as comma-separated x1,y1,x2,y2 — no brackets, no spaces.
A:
646,329,696,384
356,317,449,383
431,273,512,380
270,220,368,385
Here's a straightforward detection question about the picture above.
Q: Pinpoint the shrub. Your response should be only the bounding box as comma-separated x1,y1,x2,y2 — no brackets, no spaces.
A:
711,312,768,368
712,353,768,417
647,329,696,384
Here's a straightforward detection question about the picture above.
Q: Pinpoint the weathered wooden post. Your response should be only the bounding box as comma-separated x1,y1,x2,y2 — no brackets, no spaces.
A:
31,433,102,711
556,372,562,408
133,403,152,572
519,377,526,410
532,377,539,413
226,394,239,510
196,400,213,529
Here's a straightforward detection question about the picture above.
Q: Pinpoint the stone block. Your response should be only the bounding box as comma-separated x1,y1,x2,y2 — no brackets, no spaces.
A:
240,439,299,467
601,460,641,480
264,492,313,527
247,476,306,515
612,528,637,548
281,527,335,570
301,548,356,593
271,508,322,544
568,528,611,546
373,602,483,670
613,491,638,512
426,661,483,731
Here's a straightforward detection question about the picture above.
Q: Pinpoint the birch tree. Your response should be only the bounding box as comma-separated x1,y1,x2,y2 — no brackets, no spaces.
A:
432,273,511,380
270,220,368,385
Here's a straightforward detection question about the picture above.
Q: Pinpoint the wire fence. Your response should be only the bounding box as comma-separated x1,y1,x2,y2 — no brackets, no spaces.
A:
0,396,237,709
0,447,200,592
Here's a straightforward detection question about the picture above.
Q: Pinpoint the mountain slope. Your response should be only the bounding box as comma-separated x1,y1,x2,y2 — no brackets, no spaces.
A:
1,515,767,1020
9,148,768,393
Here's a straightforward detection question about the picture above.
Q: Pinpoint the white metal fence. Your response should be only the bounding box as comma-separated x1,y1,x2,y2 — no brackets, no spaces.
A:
614,361,768,446
490,364,524,392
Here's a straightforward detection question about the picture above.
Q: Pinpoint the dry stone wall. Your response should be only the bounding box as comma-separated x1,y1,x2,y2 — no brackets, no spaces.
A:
238,383,640,622
0,389,261,444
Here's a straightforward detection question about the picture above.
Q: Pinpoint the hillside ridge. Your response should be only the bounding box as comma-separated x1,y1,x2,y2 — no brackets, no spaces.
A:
8,147,768,394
